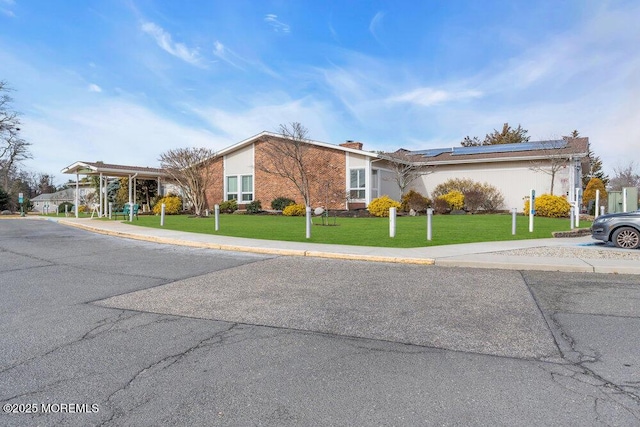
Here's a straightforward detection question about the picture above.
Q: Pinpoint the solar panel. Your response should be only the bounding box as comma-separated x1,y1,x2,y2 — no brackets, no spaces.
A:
450,140,566,156
410,148,452,157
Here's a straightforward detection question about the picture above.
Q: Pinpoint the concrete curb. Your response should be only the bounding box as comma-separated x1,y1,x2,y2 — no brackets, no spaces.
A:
57,219,436,265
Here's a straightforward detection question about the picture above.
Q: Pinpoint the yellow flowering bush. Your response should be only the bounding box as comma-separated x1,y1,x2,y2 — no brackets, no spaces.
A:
524,194,570,218
282,203,307,216
439,190,465,211
367,195,401,217
153,195,182,215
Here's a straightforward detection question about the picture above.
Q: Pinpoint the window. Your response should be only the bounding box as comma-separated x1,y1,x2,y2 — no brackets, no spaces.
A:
371,169,379,199
241,175,253,201
226,174,253,202
226,176,238,201
349,168,366,199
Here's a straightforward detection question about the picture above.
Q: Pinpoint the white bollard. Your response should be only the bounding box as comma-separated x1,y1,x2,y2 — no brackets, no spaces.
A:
595,189,600,219
570,207,574,230
160,203,165,226
512,208,517,235
575,188,580,228
389,207,396,238
108,202,112,219
426,208,433,241
214,204,220,231
529,189,535,233
306,206,311,239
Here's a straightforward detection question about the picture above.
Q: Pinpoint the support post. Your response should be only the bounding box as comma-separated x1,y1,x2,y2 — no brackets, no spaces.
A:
595,190,600,219
214,204,220,231
99,172,103,217
512,208,517,235
108,202,112,219
160,203,165,226
389,207,396,238
623,188,628,212
75,173,79,218
306,206,311,239
529,189,535,233
574,188,580,228
426,208,433,241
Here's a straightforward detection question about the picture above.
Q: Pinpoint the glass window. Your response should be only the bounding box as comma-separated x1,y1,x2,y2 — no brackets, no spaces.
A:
226,176,238,201
349,168,366,200
241,175,253,201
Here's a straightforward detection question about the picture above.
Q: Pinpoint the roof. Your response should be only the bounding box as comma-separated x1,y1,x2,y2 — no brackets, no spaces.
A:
31,188,76,202
216,131,381,158
391,137,589,165
61,161,168,178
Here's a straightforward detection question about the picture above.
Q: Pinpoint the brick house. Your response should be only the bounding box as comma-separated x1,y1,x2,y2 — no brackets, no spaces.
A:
203,132,396,210
202,132,590,212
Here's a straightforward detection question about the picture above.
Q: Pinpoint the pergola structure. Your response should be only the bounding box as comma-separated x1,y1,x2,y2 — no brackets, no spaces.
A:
61,161,169,219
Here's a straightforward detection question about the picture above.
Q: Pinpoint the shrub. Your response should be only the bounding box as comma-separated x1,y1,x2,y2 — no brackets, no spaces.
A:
58,202,74,214
433,197,450,214
462,189,484,212
524,194,571,218
219,199,238,214
432,178,504,212
479,183,505,212
283,203,307,216
440,190,465,210
78,205,87,213
271,197,295,211
432,178,478,198
401,190,431,213
583,178,607,212
367,195,401,217
245,200,262,214
152,195,182,215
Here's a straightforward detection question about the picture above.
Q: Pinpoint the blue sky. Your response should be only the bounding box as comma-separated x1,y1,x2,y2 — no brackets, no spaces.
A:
1,0,638,185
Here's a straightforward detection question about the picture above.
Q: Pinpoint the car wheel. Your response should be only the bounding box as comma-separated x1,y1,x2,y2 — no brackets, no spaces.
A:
612,227,640,249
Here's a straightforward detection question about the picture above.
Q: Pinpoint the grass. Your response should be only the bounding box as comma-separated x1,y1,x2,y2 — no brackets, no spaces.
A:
122,213,591,248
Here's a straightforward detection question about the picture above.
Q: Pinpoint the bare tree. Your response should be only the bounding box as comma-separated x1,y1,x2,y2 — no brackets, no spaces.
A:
529,141,571,195
0,81,32,191
258,122,314,207
159,147,216,216
609,161,640,191
380,150,434,196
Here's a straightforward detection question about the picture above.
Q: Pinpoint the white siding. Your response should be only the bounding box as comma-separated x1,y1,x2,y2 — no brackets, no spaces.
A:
224,144,254,175
419,160,574,212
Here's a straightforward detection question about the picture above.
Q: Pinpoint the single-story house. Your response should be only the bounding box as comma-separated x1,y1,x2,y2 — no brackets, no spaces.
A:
31,185,95,214
202,132,590,212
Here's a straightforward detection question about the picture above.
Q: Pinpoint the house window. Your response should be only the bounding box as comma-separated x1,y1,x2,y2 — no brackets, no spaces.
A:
371,169,379,199
349,168,366,200
226,176,238,201
241,175,253,201
226,175,254,202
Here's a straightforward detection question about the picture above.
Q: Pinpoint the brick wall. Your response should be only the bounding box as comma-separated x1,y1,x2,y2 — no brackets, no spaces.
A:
254,137,347,209
202,157,224,209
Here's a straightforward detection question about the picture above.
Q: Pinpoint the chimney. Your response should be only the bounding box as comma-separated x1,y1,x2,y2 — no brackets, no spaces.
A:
340,140,363,150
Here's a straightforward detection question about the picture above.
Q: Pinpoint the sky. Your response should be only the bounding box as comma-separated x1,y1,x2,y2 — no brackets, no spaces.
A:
1,0,639,185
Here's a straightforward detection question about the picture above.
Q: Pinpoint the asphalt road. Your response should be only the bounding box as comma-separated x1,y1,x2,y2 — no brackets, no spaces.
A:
1,219,639,426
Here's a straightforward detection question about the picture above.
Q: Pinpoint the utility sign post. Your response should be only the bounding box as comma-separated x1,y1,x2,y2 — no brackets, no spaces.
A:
529,189,535,232
18,192,24,217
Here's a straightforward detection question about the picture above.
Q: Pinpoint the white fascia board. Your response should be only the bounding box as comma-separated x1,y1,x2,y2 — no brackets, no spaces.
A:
423,153,587,166
216,131,381,158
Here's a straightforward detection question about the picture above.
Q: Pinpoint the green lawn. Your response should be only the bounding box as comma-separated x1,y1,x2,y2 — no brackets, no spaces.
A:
123,213,591,248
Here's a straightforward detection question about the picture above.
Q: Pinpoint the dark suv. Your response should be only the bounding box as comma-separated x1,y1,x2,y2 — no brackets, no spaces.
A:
591,210,640,249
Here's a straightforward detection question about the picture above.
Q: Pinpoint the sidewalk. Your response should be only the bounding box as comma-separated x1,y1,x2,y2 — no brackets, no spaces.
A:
33,216,640,275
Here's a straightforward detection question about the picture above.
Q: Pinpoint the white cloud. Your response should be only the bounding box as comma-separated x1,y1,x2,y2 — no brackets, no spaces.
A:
264,14,290,33
388,87,483,107
88,84,102,93
212,40,244,70
21,98,220,183
140,21,204,67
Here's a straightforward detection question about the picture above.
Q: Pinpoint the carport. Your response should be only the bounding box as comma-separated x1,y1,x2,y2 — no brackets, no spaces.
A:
61,161,169,219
